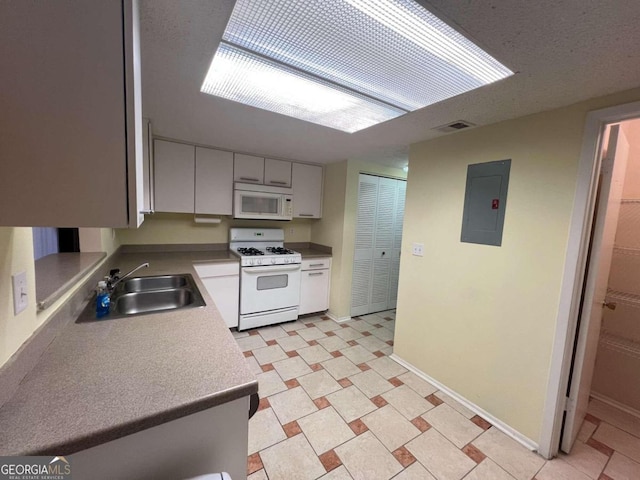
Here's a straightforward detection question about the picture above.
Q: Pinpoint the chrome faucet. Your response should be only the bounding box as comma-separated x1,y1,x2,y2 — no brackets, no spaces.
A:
106,262,149,292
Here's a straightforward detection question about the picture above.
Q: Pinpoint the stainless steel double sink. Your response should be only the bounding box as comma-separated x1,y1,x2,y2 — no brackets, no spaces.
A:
79,274,206,322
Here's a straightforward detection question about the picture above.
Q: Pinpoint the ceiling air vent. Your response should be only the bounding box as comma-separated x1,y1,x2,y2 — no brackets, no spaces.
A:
434,120,476,133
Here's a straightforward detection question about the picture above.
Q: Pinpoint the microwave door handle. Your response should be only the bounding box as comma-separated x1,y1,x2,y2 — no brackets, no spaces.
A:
243,265,301,273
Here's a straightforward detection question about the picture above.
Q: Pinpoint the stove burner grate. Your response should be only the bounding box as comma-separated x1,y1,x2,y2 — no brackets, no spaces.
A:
266,247,295,255
237,247,264,256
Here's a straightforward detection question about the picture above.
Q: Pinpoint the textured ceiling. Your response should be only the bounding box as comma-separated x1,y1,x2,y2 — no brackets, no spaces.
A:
139,0,640,168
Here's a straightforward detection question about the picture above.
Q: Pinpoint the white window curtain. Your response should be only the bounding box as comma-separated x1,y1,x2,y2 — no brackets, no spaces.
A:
32,227,58,260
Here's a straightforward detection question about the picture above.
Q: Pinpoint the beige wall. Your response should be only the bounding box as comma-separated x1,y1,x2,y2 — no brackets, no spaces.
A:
394,88,640,444
79,228,120,255
0,228,117,367
311,161,348,318
116,214,313,245
311,160,406,320
0,228,38,366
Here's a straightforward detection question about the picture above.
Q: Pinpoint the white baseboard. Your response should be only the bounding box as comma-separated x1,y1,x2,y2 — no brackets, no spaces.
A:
326,311,351,323
390,353,539,452
591,391,640,420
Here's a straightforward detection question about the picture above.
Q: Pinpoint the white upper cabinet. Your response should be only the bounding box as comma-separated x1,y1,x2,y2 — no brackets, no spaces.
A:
264,159,292,187
234,154,264,184
233,155,293,187
154,140,195,213
195,147,234,215
141,118,153,214
292,163,323,218
0,0,144,227
151,138,323,218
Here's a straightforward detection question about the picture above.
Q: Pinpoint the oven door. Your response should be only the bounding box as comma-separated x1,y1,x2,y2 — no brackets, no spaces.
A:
240,264,301,314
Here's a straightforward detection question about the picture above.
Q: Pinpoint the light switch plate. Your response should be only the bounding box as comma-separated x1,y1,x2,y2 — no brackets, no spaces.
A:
12,271,28,315
412,243,424,256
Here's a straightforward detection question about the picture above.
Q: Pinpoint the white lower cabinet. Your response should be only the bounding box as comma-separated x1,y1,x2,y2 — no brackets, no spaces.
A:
299,258,331,315
71,397,249,480
194,263,239,328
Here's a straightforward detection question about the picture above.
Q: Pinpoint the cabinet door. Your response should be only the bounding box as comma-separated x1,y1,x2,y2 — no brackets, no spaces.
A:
292,163,323,218
300,269,330,315
141,118,152,214
195,147,233,215
264,159,292,187
201,276,239,328
234,154,264,184
0,0,140,227
302,258,332,270
154,140,195,213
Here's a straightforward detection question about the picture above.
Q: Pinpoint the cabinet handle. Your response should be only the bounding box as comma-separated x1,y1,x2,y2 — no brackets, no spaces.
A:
240,177,260,182
308,272,324,276
299,213,314,217
269,180,288,185
309,263,324,267
139,209,154,215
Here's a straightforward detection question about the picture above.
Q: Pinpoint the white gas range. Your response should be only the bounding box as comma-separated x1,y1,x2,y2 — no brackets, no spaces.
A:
230,228,302,330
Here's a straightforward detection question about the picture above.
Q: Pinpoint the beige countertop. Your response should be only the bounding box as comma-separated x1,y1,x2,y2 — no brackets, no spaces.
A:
284,243,332,259
35,252,107,311
0,250,256,456
296,248,332,259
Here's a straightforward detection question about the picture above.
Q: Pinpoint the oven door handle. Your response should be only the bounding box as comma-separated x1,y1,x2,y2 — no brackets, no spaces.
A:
243,265,301,274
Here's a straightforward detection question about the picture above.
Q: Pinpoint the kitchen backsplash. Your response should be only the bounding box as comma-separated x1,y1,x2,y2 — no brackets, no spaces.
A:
115,213,313,245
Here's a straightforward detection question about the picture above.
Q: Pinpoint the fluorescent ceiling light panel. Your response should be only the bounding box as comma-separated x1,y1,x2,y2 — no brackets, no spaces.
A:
201,0,513,132
202,44,405,133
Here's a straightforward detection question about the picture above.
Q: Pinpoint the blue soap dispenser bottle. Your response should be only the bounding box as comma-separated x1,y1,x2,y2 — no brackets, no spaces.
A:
96,280,110,318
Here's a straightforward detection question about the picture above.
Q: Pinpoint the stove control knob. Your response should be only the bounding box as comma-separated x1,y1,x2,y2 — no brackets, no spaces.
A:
271,258,276,264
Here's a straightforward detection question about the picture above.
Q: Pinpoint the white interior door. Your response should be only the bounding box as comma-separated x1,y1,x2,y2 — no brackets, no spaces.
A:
352,175,378,317
370,177,396,312
351,174,406,316
562,125,630,452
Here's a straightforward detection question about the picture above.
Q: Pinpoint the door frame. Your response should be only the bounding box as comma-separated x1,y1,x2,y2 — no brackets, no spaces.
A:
539,100,640,459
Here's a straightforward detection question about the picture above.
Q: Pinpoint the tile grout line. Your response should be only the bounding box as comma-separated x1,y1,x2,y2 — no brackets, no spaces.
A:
250,317,410,479
250,314,636,480
247,313,496,480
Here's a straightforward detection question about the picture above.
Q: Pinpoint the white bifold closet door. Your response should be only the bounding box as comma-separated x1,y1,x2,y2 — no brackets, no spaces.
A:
351,174,406,317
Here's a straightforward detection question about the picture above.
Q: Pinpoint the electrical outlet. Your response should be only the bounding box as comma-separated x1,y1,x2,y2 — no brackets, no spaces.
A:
412,243,424,257
289,228,294,235
12,271,28,315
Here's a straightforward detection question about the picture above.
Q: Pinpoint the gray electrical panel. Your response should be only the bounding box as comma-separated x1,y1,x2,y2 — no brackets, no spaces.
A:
461,159,511,246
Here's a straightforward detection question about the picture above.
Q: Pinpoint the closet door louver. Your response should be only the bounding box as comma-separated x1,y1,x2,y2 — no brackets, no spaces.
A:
351,175,378,316
351,174,406,316
370,177,396,312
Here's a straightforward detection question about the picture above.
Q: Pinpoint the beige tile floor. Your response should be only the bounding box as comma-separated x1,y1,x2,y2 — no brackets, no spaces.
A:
234,311,640,480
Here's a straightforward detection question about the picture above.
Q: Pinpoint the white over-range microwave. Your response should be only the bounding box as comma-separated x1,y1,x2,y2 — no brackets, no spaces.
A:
234,183,293,220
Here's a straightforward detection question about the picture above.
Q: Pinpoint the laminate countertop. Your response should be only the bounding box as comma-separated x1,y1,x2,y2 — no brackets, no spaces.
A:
0,250,257,456
296,248,332,259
